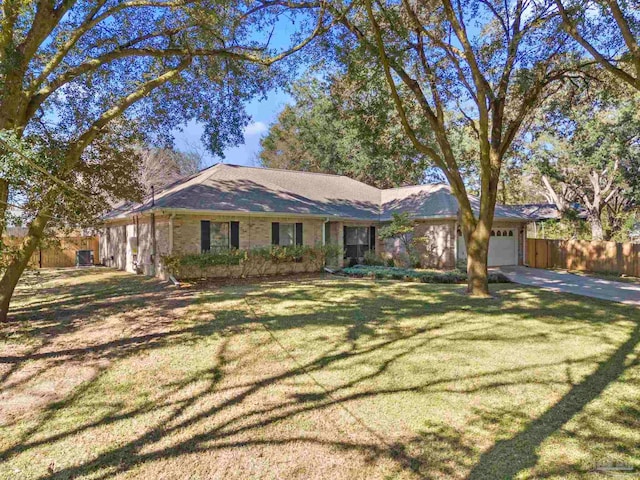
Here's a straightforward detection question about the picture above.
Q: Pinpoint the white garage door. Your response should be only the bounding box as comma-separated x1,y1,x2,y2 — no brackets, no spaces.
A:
457,228,518,267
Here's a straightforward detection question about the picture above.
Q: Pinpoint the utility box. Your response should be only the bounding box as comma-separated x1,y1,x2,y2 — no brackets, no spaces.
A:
76,250,94,267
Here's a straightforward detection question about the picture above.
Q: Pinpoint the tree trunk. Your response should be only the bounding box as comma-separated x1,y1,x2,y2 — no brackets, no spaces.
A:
0,178,8,239
465,229,491,297
0,208,48,322
589,212,605,241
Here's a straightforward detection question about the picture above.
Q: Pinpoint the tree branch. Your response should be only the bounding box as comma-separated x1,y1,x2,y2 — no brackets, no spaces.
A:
554,0,640,90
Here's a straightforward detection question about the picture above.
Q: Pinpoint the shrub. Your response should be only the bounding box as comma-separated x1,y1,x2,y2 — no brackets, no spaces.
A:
180,250,245,267
362,250,386,266
342,265,510,284
162,244,344,279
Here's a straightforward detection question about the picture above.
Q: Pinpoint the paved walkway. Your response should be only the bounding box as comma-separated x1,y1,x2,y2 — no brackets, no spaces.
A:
496,266,640,307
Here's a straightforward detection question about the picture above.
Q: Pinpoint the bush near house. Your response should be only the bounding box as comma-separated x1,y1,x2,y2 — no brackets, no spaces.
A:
161,245,343,280
343,265,510,284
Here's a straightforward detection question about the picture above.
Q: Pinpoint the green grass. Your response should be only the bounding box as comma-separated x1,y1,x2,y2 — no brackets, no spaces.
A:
0,268,638,479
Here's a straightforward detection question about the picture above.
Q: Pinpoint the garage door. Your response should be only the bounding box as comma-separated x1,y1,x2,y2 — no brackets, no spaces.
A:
457,228,518,267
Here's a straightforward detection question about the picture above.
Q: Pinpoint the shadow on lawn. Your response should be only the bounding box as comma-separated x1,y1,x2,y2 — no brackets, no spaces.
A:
468,319,640,479
0,270,638,479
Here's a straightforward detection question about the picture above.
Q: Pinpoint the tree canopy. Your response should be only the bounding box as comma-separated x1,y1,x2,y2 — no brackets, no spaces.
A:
0,0,328,319
555,0,640,90
313,0,580,294
528,82,640,239
259,76,431,188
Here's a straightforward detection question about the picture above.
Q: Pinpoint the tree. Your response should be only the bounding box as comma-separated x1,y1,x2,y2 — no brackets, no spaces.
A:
555,0,640,90
378,212,421,266
529,86,640,240
138,147,202,193
0,0,328,320
260,76,429,188
320,0,576,295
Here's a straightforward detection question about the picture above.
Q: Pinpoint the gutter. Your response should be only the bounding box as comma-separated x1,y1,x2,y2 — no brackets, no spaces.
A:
102,210,531,226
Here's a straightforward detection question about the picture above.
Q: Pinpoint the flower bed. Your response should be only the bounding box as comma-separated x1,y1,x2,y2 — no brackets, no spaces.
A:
342,265,510,284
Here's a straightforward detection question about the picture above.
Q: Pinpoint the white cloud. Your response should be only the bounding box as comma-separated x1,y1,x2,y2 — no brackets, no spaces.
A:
244,121,268,136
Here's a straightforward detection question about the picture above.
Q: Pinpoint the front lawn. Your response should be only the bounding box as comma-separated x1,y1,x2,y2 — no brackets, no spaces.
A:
1,268,638,479
341,265,509,283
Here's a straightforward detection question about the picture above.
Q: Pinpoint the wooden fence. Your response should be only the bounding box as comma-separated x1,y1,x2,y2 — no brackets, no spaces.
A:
526,238,640,277
4,236,99,268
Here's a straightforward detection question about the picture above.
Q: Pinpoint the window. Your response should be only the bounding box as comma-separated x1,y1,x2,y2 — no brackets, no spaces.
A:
345,226,370,260
272,222,303,246
210,222,230,251
279,223,295,246
508,230,514,237
201,221,231,253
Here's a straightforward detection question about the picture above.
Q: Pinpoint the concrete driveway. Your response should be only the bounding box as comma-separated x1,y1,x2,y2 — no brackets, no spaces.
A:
496,266,640,307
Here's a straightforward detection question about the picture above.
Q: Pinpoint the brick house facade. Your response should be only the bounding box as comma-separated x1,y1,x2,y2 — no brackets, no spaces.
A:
100,164,530,277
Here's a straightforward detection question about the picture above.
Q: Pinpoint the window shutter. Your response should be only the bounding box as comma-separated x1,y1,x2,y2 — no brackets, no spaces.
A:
369,226,376,251
230,221,240,249
201,220,210,252
271,222,279,245
295,223,303,246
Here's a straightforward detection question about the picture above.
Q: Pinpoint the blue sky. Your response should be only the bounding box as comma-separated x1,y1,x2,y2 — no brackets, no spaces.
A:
173,88,292,168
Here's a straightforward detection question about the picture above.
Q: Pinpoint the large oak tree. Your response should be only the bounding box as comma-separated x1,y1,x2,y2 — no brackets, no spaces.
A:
0,0,327,320
320,0,578,295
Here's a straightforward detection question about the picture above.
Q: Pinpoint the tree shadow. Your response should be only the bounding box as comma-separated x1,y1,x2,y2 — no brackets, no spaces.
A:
467,319,640,479
1,270,638,479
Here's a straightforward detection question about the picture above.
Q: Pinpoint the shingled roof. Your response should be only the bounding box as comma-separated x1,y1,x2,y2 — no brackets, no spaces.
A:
107,163,529,222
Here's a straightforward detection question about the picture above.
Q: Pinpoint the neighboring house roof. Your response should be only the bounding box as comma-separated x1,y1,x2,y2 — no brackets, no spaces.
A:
511,203,588,221
107,163,530,222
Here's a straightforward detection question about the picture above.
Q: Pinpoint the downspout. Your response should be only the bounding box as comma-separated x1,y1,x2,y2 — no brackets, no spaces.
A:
135,216,140,273
169,213,175,254
150,212,156,276
150,185,156,276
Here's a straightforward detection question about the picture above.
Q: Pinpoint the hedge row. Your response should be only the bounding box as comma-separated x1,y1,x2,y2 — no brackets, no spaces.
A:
161,244,343,278
342,265,510,284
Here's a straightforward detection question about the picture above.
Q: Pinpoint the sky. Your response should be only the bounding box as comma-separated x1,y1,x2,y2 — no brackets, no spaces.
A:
173,88,292,169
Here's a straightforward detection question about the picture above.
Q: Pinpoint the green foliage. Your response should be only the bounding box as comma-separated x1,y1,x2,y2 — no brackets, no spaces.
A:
162,244,344,279
259,76,431,188
362,250,386,266
177,250,246,268
379,213,424,268
0,0,321,315
532,219,591,241
527,82,640,239
342,266,510,284
378,213,414,241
